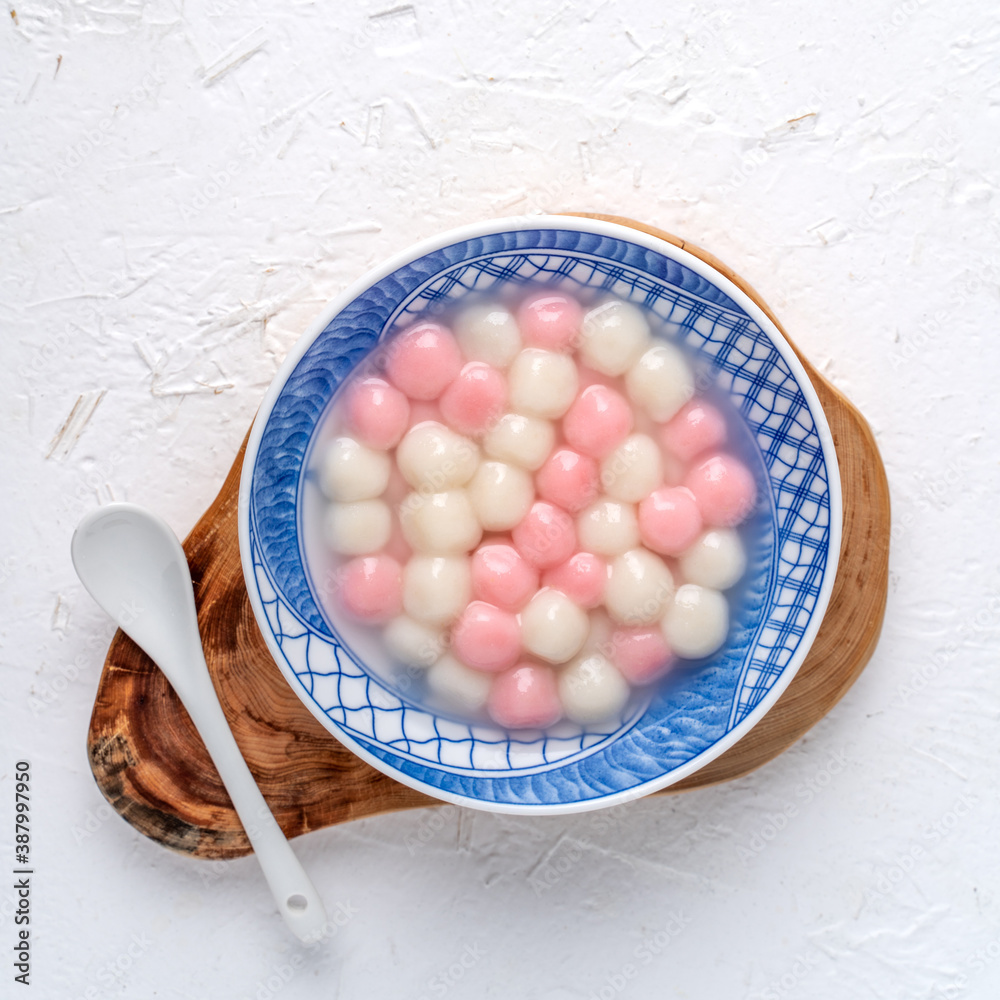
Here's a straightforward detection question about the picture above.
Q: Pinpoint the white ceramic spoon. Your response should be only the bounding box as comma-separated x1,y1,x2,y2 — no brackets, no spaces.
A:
71,503,329,944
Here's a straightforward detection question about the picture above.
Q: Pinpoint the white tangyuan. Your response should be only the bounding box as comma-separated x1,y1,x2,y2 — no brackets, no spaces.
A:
320,437,390,502
662,584,729,659
507,348,579,419
521,589,589,664
466,461,534,531
605,548,675,625
679,528,747,590
427,654,492,711
580,299,650,376
402,555,472,626
396,421,479,492
453,302,522,369
323,500,391,556
558,652,630,724
625,343,695,423
576,500,641,556
399,490,482,554
482,413,555,471
600,434,663,503
384,615,445,668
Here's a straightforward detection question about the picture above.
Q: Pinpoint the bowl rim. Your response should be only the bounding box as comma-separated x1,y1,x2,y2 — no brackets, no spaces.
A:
237,214,843,815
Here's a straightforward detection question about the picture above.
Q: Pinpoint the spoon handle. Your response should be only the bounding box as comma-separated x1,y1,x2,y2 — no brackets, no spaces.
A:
175,659,329,943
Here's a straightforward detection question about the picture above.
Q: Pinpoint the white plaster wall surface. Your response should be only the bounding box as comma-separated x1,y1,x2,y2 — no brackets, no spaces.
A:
1,0,998,997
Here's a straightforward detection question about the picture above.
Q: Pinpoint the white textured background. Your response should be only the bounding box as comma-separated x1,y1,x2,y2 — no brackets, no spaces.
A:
2,1,998,997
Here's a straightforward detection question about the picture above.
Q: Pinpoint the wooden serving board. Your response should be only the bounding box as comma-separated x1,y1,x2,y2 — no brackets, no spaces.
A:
87,215,890,860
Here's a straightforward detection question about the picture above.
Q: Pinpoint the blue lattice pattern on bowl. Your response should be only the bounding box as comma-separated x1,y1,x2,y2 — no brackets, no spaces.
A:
238,217,841,813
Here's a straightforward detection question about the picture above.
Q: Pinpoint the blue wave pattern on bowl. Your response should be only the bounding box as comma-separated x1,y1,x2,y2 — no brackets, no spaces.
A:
248,228,831,806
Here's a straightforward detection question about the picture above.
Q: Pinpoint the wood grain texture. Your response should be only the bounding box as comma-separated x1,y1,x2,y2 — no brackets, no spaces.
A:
87,215,890,859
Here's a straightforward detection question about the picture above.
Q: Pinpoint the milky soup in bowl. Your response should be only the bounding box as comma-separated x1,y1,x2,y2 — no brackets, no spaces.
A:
300,284,767,733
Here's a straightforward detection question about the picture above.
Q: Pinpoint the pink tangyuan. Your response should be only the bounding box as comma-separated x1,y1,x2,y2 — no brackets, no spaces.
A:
610,627,676,685
684,454,758,527
511,501,577,570
562,384,633,459
535,448,600,513
336,554,402,623
487,662,563,729
439,361,507,436
661,401,728,463
451,601,522,673
517,292,583,352
638,486,703,556
471,543,539,611
542,552,607,609
385,322,463,401
344,377,410,450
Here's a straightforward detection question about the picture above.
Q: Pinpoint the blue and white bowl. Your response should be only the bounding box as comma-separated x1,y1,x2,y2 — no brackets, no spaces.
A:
237,216,842,815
